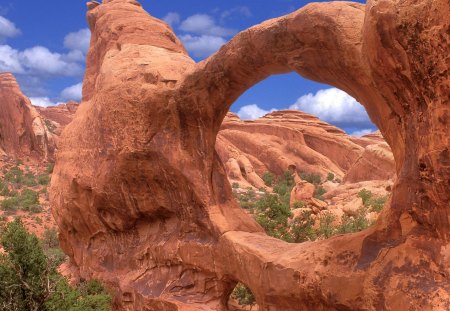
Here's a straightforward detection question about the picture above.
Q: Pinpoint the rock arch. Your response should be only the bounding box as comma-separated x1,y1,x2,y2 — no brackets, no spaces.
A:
50,0,449,310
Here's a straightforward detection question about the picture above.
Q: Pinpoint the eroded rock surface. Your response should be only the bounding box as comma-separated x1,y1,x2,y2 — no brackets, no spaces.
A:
218,111,395,188
0,73,54,160
50,0,450,310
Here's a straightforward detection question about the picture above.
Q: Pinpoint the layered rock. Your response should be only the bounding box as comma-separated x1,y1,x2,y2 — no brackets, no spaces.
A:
0,73,54,160
217,111,395,188
50,0,450,310
35,101,79,137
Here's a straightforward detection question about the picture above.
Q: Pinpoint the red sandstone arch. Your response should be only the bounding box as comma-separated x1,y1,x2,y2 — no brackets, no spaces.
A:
50,0,449,310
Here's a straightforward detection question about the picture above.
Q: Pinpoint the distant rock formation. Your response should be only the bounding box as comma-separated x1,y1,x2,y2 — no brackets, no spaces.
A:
50,0,450,310
0,73,54,160
217,111,395,188
35,101,79,137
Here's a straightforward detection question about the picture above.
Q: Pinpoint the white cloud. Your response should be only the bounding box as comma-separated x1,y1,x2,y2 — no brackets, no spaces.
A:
180,14,236,37
0,16,20,42
63,28,91,53
163,12,180,27
60,82,82,101
237,104,275,120
290,88,373,128
0,45,24,73
29,97,56,107
20,46,83,76
179,34,226,57
351,129,374,136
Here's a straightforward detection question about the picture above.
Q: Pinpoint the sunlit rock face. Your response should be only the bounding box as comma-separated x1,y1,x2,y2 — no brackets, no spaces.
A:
217,111,395,187
50,0,449,310
0,72,54,160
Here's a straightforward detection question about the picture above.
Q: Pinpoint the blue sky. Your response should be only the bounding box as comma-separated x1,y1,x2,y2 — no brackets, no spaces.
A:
0,0,375,135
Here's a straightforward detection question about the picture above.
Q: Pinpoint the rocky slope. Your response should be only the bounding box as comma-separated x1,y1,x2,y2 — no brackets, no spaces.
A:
50,0,449,310
0,73,54,160
218,111,394,189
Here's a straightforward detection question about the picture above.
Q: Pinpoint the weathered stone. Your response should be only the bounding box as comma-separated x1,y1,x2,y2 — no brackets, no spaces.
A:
50,0,450,310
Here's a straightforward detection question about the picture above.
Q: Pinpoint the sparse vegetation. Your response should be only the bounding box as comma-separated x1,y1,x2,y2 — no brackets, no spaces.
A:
300,172,321,185
262,171,274,187
327,172,335,181
314,186,326,201
358,188,388,212
0,218,112,311
231,283,256,308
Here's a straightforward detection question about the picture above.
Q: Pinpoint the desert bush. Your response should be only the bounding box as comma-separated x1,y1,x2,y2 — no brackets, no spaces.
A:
38,174,50,185
231,182,239,189
314,186,326,201
292,200,306,209
0,218,112,311
357,188,373,206
368,195,388,213
318,212,336,238
262,171,274,186
289,210,316,243
231,283,255,307
300,172,321,185
255,193,292,241
327,172,335,181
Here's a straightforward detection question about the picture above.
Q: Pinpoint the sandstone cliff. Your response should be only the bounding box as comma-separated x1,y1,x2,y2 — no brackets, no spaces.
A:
50,0,450,310
218,111,395,188
0,73,54,160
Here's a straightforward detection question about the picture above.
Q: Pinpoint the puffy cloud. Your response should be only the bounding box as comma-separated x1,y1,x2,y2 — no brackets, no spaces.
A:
290,88,374,129
237,104,275,120
63,28,91,53
29,97,56,107
0,16,20,42
163,12,180,27
0,45,24,73
351,129,374,136
180,14,236,37
60,82,82,101
20,46,84,76
179,34,226,58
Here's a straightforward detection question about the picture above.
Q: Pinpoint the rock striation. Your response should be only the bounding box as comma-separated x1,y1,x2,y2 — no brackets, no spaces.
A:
217,111,395,188
35,101,79,136
50,0,450,310
0,72,54,160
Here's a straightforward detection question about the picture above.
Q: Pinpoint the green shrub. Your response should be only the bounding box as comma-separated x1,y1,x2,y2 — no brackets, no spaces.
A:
0,218,112,311
38,174,50,185
231,283,255,306
262,171,274,187
42,228,59,249
231,182,239,189
4,166,24,184
368,195,388,212
337,208,370,234
358,189,372,206
23,171,37,187
327,172,335,181
255,193,292,241
1,196,20,211
300,172,321,185
292,200,306,209
314,186,326,201
290,210,317,243
234,188,257,210
318,212,336,238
